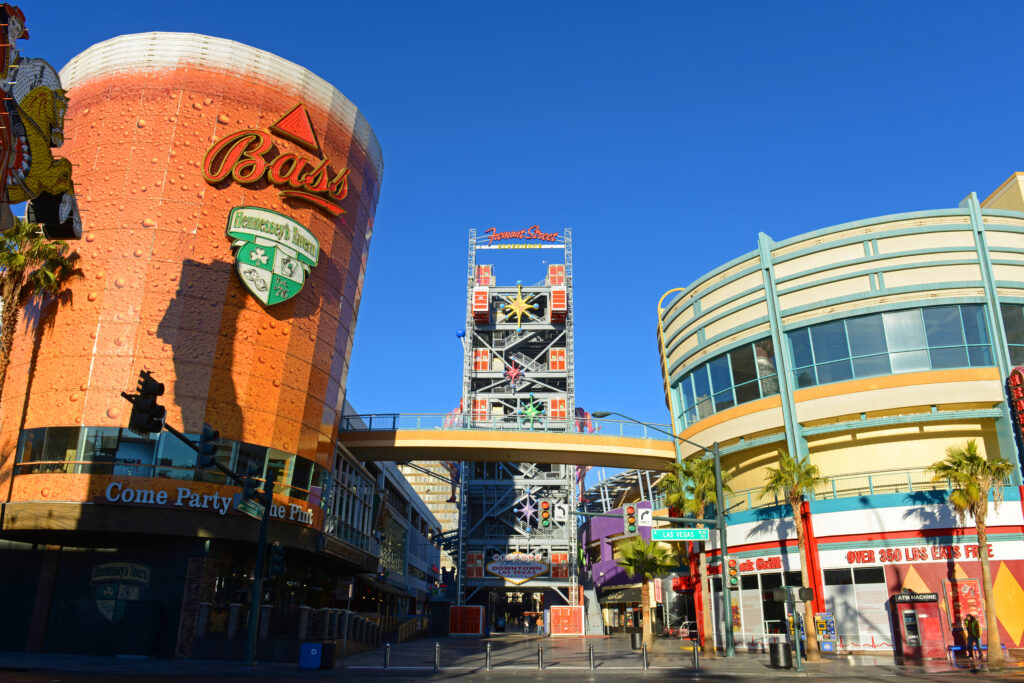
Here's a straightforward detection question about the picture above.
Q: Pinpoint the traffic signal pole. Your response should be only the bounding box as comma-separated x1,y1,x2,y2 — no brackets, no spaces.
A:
122,371,278,666
713,441,735,657
590,411,734,658
244,469,276,667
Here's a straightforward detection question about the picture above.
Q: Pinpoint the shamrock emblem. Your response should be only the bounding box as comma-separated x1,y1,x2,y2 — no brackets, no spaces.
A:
249,247,269,265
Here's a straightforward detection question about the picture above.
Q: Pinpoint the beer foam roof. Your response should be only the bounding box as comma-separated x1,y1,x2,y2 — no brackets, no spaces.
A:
59,32,383,179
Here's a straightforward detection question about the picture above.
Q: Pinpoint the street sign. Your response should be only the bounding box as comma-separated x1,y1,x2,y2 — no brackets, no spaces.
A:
238,498,264,520
650,528,710,542
638,508,653,528
554,503,567,522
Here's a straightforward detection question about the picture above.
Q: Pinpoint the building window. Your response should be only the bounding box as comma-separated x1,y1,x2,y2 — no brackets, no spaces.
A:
788,304,992,390
675,336,780,428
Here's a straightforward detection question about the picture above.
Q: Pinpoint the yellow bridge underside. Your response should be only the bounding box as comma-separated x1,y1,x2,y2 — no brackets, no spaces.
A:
338,429,678,470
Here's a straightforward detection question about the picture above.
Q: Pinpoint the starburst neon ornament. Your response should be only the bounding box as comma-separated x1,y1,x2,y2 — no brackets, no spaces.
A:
504,362,525,391
518,393,545,430
501,282,540,331
517,496,537,522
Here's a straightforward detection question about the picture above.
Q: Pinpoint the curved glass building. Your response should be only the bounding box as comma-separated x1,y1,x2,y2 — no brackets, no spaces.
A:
657,175,1024,654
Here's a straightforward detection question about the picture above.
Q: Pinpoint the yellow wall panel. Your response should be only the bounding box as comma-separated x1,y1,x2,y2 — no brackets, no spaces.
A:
876,231,975,254
778,276,871,310
882,264,981,288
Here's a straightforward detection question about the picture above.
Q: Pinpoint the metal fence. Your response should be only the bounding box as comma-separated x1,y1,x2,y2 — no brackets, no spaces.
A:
724,466,1014,513
338,413,674,441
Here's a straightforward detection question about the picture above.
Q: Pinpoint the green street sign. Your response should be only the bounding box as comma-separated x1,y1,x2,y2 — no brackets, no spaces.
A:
238,498,265,521
651,528,709,542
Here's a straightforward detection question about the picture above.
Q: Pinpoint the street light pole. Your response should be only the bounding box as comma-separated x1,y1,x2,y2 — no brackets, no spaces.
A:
592,411,735,657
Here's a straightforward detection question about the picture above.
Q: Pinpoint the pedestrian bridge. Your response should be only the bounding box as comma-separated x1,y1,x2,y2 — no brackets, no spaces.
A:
337,414,678,470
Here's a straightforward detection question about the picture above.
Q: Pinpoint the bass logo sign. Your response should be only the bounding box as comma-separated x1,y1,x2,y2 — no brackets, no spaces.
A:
226,206,319,306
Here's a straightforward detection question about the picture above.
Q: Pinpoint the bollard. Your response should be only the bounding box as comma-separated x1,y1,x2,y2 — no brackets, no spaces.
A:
641,642,648,670
384,642,390,670
692,642,699,670
486,641,492,670
589,642,595,670
434,641,440,672
537,642,543,670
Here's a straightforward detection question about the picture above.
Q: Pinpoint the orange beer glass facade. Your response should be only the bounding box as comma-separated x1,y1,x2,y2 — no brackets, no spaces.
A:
0,34,381,657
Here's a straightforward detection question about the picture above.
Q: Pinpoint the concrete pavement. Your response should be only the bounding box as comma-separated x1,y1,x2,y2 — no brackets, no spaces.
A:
2,633,1024,680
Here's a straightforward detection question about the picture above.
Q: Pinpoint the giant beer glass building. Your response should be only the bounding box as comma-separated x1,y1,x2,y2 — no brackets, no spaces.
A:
0,33,382,657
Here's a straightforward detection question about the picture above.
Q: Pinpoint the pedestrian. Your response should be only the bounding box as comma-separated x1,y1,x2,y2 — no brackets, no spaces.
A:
522,615,530,634
537,615,544,635
965,614,982,661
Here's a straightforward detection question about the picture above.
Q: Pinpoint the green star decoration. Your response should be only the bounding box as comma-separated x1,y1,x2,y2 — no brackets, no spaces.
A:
518,393,545,430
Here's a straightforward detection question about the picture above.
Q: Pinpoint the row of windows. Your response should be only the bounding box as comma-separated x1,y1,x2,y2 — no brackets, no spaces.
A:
14,426,379,550
675,338,780,426
789,305,991,389
674,303,1000,428
16,426,323,499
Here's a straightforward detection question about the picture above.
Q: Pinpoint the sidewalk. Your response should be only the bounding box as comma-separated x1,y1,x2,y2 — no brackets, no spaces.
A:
1,635,1023,679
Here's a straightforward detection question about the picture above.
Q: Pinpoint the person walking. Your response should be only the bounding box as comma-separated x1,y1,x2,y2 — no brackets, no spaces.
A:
522,615,530,635
537,614,544,635
965,614,982,661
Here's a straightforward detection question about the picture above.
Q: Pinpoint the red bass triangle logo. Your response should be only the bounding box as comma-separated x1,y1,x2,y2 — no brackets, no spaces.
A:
270,103,320,153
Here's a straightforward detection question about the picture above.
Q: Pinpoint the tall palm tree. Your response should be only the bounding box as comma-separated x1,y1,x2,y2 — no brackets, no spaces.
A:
761,448,827,661
616,536,676,650
928,439,1013,667
659,456,731,655
0,218,81,406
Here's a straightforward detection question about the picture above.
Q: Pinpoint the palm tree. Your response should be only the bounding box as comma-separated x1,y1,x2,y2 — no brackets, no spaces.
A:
0,218,81,406
616,536,676,650
760,448,827,661
659,456,731,655
928,439,1013,667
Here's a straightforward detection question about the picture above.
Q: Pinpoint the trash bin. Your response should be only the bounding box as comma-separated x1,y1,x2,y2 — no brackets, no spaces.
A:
630,631,643,650
320,641,336,670
299,642,322,669
768,641,792,669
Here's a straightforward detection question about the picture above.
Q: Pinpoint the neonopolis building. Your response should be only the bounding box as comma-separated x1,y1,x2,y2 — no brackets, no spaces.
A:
657,178,1024,654
0,34,383,656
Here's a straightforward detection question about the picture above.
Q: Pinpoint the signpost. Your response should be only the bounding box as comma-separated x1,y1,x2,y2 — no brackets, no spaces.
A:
651,528,710,542
637,508,653,528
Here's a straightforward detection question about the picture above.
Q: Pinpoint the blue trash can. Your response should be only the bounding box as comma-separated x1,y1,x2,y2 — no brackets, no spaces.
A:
299,642,322,669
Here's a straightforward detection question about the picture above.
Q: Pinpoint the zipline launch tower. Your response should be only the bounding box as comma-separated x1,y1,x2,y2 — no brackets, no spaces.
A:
454,227,583,635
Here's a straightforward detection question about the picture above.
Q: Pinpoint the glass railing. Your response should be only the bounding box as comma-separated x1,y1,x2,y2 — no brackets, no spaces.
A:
339,413,674,441
722,467,1015,513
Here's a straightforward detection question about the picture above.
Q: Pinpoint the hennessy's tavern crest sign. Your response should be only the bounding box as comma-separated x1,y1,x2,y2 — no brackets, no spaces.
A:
226,207,319,306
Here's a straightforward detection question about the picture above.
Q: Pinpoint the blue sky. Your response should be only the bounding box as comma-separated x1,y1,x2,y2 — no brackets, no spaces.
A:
30,2,1024,488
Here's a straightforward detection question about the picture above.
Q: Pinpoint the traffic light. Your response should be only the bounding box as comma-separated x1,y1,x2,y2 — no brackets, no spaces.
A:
197,423,219,468
268,543,285,578
242,474,261,501
623,504,638,535
727,558,739,586
539,500,552,527
127,370,166,435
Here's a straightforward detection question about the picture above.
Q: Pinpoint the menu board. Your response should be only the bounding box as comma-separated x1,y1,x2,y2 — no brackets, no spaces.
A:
740,589,764,636
943,579,986,630
854,583,891,647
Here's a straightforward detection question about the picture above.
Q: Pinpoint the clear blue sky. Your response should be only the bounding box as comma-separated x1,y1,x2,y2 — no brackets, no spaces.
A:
31,2,1024,488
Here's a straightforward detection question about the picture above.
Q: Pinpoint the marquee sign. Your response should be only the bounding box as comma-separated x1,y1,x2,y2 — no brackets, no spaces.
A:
485,552,548,585
225,206,319,306
478,225,560,249
203,102,350,218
